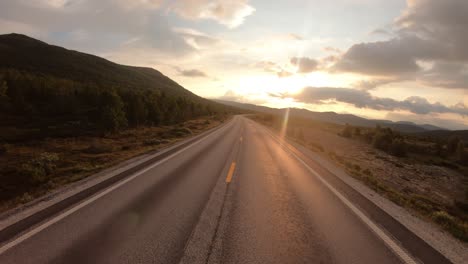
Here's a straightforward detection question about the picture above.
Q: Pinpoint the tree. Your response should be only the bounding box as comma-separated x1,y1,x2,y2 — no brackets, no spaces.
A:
354,127,361,137
372,131,393,151
390,138,407,157
448,136,460,154
99,91,127,131
434,140,444,157
125,92,148,126
340,123,353,138
456,141,467,164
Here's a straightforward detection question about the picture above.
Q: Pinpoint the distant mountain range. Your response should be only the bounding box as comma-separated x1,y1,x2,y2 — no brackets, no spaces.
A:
216,100,448,133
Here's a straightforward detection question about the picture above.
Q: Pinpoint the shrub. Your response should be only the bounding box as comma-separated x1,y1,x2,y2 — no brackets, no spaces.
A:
372,132,393,151
456,141,468,164
169,127,192,137
121,145,131,150
447,136,460,154
0,144,7,155
19,152,59,185
353,127,361,137
390,138,407,157
143,138,162,146
340,124,353,138
85,143,114,154
309,142,324,152
432,211,460,232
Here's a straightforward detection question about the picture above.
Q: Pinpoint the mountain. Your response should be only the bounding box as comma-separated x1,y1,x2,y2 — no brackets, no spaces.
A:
216,100,447,133
0,33,192,97
0,33,236,140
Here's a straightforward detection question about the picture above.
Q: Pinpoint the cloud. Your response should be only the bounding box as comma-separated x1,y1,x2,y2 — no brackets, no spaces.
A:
333,37,426,76
252,60,293,78
168,0,255,28
287,87,468,116
369,28,391,36
418,62,468,89
0,0,199,56
290,57,319,73
288,33,304,40
176,68,209,78
331,0,468,89
172,27,220,50
353,78,400,90
322,46,341,54
277,70,293,78
217,90,267,105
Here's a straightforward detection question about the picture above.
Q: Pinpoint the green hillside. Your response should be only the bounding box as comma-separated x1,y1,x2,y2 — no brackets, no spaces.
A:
0,33,235,141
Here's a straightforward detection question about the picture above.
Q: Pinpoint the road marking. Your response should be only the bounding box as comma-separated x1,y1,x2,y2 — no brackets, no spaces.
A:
258,124,419,264
0,121,233,256
225,162,236,183
240,137,243,142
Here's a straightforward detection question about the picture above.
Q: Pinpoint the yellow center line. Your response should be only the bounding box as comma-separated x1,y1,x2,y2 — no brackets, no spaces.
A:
225,162,236,183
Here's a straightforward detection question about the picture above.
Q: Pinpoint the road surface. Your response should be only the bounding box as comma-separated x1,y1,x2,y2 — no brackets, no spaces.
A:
0,116,450,263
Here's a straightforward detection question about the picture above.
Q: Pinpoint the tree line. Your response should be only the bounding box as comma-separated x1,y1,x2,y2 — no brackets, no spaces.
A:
340,123,468,164
0,69,233,139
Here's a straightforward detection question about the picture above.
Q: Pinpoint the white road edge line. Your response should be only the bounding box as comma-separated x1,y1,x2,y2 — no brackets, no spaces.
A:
257,122,419,264
0,120,232,256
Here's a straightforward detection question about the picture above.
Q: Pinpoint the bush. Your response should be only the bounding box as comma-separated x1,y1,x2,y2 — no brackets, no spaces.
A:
143,138,162,146
431,211,468,241
0,144,7,155
456,141,468,164
390,138,407,157
19,152,59,185
340,124,353,138
353,127,361,137
169,127,192,137
372,132,393,151
447,136,460,154
85,143,114,154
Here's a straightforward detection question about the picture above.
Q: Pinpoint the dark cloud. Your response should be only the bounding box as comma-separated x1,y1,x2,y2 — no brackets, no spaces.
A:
418,62,468,89
332,0,468,89
288,87,468,116
353,78,400,90
369,28,391,36
333,36,433,76
177,68,209,78
290,57,318,73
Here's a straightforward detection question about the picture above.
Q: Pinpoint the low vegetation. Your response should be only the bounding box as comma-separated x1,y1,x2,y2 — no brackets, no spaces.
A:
0,117,225,212
249,113,468,242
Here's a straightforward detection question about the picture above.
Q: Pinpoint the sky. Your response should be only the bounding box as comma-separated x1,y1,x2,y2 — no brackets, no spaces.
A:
1,0,468,129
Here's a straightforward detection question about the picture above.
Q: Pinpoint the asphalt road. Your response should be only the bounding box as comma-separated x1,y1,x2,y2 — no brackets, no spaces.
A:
0,116,449,263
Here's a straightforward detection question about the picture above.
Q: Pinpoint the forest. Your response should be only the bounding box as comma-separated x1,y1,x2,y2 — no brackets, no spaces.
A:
0,34,237,142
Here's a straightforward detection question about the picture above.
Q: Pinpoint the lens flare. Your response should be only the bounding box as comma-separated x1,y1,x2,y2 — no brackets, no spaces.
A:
279,108,290,140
